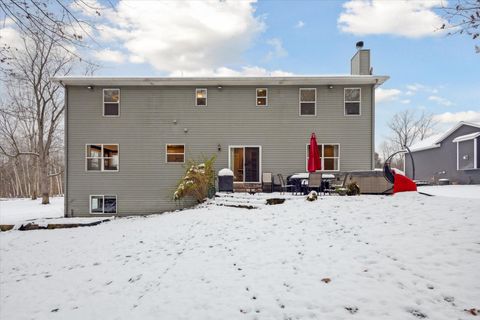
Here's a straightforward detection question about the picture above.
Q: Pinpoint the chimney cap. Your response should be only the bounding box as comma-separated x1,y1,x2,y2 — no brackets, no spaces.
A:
356,41,364,50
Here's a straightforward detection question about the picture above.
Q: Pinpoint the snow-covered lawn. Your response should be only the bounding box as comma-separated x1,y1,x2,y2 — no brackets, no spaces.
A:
1,193,479,319
418,185,480,199
0,197,64,225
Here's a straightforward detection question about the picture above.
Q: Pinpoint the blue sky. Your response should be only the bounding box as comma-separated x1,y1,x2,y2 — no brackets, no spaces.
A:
1,0,479,149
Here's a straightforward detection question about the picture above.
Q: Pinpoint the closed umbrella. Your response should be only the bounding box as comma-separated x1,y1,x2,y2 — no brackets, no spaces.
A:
308,132,321,172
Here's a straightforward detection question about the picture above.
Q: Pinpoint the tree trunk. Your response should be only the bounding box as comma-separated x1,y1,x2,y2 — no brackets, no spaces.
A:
39,156,50,204
31,156,38,200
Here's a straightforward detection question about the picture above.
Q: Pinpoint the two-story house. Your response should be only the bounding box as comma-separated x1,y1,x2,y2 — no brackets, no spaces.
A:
54,47,388,217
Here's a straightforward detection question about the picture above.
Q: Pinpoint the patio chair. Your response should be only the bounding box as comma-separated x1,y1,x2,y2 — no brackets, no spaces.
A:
262,172,273,193
307,172,323,194
322,173,338,195
326,172,351,195
277,174,295,194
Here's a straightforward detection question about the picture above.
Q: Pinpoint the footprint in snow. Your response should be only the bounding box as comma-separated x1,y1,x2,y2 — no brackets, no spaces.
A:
345,306,358,314
407,309,427,318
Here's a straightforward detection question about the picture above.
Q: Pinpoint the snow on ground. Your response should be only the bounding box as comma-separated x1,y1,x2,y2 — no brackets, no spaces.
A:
418,185,480,199
1,193,480,320
0,197,64,225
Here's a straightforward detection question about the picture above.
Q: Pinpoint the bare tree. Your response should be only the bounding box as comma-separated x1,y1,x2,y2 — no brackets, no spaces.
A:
0,0,104,46
1,0,106,74
387,110,437,150
440,0,480,53
0,20,77,204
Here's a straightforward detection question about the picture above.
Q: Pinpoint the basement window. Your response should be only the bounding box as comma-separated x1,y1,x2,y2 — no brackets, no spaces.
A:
256,88,268,106
195,88,207,106
103,89,120,116
345,88,361,115
86,144,119,171
166,144,185,163
90,195,117,214
299,88,316,116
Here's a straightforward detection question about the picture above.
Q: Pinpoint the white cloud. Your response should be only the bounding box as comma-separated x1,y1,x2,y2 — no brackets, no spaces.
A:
428,95,453,107
433,111,480,124
295,20,305,28
406,83,425,92
338,0,448,38
99,0,265,73
266,38,287,60
400,99,411,104
94,49,126,63
0,26,22,49
405,83,441,96
128,55,145,64
169,66,293,77
375,88,401,103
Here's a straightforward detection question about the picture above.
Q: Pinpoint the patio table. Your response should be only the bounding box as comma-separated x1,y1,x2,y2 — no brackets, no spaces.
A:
287,173,335,195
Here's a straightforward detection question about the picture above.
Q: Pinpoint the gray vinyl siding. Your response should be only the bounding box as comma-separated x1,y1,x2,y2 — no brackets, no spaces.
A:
66,84,374,216
405,124,480,184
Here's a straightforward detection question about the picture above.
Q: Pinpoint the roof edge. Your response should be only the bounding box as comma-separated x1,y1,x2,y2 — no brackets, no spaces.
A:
51,75,389,87
452,132,480,143
408,144,441,153
434,121,480,144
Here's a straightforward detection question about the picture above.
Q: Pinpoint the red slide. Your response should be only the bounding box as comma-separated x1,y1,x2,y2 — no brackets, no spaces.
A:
392,171,417,194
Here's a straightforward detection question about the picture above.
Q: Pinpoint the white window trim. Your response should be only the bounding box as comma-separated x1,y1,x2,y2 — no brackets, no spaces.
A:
195,88,208,107
475,137,478,170
102,88,120,117
85,144,120,172
305,143,341,172
456,141,459,170
228,145,262,184
165,144,185,163
344,88,361,116
89,195,117,214
299,88,317,116
456,139,479,171
256,88,268,107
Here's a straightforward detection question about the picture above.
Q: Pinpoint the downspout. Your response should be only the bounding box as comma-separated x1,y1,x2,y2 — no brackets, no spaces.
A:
62,82,69,217
371,82,376,170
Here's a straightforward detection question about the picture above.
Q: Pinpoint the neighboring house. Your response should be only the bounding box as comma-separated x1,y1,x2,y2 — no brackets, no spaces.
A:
54,47,388,217
406,121,480,184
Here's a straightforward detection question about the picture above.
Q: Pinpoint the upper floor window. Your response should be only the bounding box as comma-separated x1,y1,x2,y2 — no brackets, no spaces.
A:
103,89,120,116
299,88,316,116
306,144,340,171
256,88,268,107
166,144,185,163
195,88,207,106
86,144,119,171
344,88,361,116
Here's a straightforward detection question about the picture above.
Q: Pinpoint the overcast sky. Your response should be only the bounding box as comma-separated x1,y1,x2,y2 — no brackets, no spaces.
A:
1,0,479,149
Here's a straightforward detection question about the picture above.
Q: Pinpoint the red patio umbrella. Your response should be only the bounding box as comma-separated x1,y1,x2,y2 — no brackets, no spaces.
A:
308,133,321,172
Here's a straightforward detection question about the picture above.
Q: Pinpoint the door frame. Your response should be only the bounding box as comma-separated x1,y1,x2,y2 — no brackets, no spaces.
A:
228,145,262,183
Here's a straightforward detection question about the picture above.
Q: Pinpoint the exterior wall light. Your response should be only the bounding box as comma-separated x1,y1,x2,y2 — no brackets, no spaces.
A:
87,85,94,90
217,144,221,151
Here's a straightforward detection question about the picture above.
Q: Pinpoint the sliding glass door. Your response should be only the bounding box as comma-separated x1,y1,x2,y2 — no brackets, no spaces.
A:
229,146,261,183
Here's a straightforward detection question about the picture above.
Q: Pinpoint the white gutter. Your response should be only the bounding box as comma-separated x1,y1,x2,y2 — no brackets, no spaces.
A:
51,75,389,87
